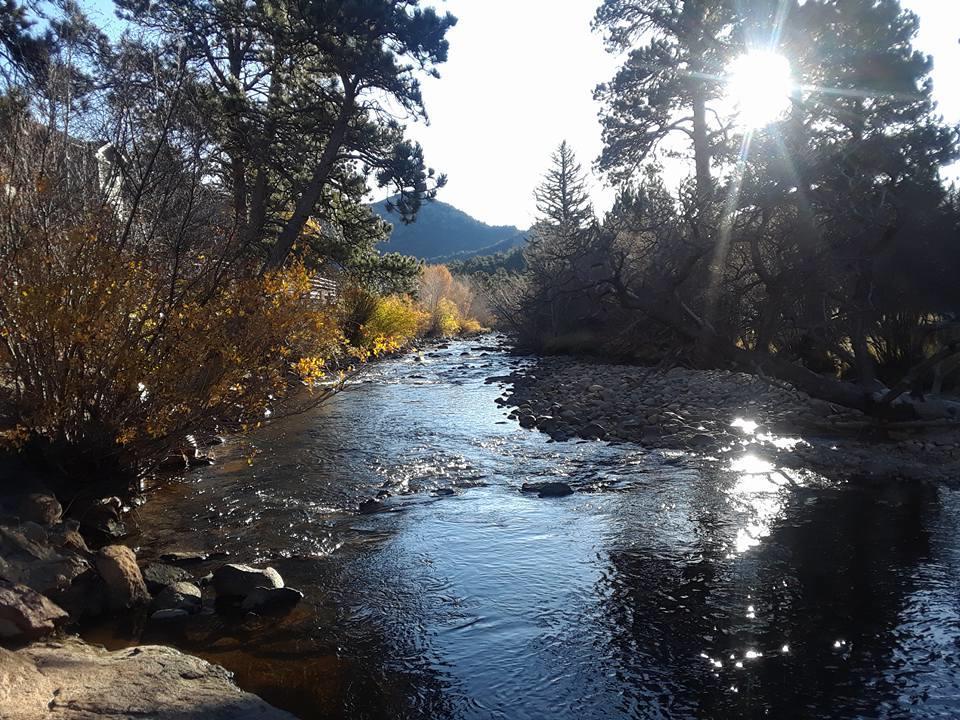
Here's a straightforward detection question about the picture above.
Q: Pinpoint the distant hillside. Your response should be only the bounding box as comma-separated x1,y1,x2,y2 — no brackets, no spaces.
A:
372,198,526,262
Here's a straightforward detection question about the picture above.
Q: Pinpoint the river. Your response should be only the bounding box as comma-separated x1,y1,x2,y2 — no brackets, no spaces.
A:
84,335,960,719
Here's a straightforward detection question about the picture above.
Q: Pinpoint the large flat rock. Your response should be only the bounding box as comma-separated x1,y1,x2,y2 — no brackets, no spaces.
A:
0,637,295,719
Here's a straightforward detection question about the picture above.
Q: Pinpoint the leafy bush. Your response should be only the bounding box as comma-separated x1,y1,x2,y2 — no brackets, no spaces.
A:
339,286,380,344
0,210,346,481
361,295,430,351
418,265,490,336
433,298,463,337
460,318,484,335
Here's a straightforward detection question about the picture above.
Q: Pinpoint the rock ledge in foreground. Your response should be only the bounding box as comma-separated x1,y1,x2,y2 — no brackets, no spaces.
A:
0,636,296,719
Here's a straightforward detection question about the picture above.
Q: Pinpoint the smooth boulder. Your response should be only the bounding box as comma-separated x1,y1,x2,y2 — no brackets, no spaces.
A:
153,581,202,614
143,562,193,593
212,563,283,599
0,526,89,595
95,545,150,609
0,581,69,640
0,638,296,719
71,497,126,539
240,586,303,613
537,482,574,498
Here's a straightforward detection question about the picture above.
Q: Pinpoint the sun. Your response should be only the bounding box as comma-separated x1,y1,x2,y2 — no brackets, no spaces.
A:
726,51,795,128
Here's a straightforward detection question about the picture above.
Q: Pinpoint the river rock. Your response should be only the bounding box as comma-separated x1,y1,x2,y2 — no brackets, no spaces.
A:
358,498,385,514
150,608,190,621
538,417,561,434
688,433,714,450
212,563,283,599
17,494,62,526
45,566,107,619
0,524,52,561
240,586,303,613
153,581,202,614
521,482,575,498
538,482,574,498
0,637,296,719
160,550,208,564
518,414,537,428
0,525,90,596
49,522,91,555
0,580,69,640
70,497,126,540
582,422,607,440
16,520,47,545
158,452,190,471
143,562,193,592
95,545,150,609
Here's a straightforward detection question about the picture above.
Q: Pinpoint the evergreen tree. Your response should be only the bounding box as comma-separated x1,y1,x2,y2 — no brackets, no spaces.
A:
533,140,594,232
0,0,54,87
520,143,600,340
593,0,737,198
115,0,456,270
741,0,960,386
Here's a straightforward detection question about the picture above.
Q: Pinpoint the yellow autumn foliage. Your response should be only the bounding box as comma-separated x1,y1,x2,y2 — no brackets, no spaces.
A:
0,220,347,472
362,295,430,348
419,265,490,337
433,297,463,337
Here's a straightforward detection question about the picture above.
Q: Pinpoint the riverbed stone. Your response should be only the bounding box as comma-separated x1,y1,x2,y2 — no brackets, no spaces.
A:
688,433,714,450
538,482,574,498
143,562,193,592
160,550,208,564
240,586,303,613
212,563,283,598
96,545,150,609
153,581,202,614
582,422,607,440
0,523,91,596
17,494,62,526
0,580,69,640
0,637,297,719
17,520,47,545
358,498,385,514
70,496,126,540
0,524,52,561
49,522,91,555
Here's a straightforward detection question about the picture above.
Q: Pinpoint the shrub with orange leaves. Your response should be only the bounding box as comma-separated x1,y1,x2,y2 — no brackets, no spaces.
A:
418,265,491,337
0,220,347,480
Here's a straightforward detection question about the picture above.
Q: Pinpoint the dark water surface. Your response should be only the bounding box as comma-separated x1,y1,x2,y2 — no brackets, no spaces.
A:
84,337,960,719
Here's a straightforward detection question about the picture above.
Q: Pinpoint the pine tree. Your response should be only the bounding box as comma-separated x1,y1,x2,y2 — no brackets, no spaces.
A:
593,0,737,198
115,0,456,270
533,141,594,233
744,0,960,386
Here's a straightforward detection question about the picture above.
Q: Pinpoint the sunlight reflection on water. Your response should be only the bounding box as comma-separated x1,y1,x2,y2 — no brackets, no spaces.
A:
90,338,960,720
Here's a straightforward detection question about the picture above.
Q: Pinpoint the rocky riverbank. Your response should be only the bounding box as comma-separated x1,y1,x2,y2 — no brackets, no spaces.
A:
0,491,302,718
494,355,960,484
1,637,295,719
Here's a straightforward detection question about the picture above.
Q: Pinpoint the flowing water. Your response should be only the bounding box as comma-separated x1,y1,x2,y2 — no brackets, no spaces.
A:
84,336,960,719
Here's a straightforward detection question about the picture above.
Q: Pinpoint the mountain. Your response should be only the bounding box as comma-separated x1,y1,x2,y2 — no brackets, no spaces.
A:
372,198,527,262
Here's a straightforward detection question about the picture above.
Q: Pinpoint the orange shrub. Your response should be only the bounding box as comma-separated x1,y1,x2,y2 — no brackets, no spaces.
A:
0,221,347,477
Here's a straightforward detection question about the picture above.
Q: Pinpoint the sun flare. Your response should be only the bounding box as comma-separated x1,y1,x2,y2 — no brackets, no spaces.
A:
726,51,794,128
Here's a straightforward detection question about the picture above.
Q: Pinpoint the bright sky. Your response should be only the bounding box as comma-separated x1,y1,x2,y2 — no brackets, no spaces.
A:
81,0,960,229
408,0,960,229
